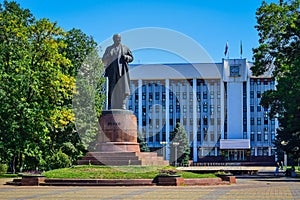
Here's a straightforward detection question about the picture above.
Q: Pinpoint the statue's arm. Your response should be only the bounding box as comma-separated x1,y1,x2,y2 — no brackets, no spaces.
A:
102,47,112,66
123,47,134,63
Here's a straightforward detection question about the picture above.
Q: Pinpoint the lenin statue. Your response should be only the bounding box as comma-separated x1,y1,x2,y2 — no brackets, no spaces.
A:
102,34,134,109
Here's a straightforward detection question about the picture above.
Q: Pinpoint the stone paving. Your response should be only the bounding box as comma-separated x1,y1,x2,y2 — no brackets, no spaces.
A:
0,176,299,199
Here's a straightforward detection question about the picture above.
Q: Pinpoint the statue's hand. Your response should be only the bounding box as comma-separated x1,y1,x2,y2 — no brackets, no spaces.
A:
121,55,127,62
110,50,114,56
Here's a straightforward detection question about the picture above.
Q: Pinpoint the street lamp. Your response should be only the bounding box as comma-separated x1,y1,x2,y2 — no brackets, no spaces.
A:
160,141,168,159
281,140,289,167
172,142,179,166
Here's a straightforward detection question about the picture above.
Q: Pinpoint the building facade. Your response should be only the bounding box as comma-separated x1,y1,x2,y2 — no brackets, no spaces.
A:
127,58,277,163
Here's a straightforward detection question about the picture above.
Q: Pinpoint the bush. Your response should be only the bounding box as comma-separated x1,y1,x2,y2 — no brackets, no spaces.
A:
47,150,71,170
0,163,8,174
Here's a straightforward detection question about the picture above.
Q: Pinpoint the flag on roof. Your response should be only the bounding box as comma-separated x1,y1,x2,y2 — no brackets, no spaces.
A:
224,41,228,56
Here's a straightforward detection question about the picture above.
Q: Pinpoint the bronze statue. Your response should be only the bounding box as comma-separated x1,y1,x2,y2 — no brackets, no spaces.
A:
102,34,133,109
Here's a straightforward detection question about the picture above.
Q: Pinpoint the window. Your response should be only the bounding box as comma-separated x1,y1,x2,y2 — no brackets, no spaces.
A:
197,93,201,101
162,92,166,101
257,106,261,112
203,91,207,99
176,105,180,112
230,65,240,76
149,132,153,142
257,118,261,125
250,133,254,141
203,117,208,125
257,79,261,85
155,132,160,141
257,91,261,98
169,105,173,113
203,104,208,112
271,119,275,125
210,132,214,141
155,92,160,100
197,133,201,142
264,117,268,125
183,105,187,113
250,118,254,125
257,133,262,141
197,105,201,112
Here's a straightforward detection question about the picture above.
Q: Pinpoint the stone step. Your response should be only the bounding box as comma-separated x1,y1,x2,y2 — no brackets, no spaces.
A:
81,156,140,161
78,159,141,166
77,152,168,166
5,178,22,186
88,152,137,157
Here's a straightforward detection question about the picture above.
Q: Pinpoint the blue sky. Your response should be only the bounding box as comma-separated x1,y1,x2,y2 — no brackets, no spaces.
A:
14,0,276,64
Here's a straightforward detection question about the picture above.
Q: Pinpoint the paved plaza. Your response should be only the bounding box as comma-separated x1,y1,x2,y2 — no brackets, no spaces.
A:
0,176,299,200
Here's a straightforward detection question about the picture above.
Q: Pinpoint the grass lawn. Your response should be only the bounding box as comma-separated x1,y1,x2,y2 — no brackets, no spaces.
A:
42,165,217,179
0,174,18,178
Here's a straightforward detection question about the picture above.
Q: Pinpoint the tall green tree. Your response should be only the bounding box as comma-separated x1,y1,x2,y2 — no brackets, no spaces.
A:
252,0,300,163
53,28,105,162
169,123,190,166
0,1,89,172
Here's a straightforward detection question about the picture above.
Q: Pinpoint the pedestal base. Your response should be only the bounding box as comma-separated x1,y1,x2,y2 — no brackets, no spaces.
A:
96,109,140,152
96,142,140,152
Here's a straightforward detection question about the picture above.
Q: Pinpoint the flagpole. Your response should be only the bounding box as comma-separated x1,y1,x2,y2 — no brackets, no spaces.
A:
240,40,243,59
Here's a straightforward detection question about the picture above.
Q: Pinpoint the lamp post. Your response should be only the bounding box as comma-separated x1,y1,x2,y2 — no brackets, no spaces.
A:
160,141,168,159
172,142,179,166
281,141,289,167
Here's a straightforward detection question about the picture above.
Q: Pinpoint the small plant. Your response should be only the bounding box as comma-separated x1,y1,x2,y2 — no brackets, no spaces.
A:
0,163,8,174
215,171,232,176
158,169,180,177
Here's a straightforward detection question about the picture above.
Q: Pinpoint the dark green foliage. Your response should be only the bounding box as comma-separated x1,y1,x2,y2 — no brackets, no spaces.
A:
46,150,72,170
138,132,150,152
0,163,8,174
0,1,105,172
253,0,300,163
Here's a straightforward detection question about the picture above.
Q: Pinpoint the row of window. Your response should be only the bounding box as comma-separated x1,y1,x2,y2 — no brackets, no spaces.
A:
250,78,275,85
250,117,275,125
250,132,275,142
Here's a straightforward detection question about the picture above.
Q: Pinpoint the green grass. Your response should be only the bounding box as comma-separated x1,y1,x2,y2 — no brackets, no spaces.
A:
43,165,217,179
0,173,18,178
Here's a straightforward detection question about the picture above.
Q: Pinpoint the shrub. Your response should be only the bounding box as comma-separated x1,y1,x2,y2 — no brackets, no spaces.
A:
47,150,71,170
0,163,8,174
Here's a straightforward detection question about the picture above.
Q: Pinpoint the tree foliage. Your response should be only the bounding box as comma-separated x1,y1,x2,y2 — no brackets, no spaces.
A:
0,1,105,172
169,123,190,166
253,0,300,163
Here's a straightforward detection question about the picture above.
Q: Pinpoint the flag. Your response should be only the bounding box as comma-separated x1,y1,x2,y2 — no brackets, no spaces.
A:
224,41,228,56
240,40,243,58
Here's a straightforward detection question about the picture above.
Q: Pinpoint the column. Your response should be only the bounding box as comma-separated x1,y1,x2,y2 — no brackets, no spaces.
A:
165,79,170,160
193,78,198,162
138,79,143,134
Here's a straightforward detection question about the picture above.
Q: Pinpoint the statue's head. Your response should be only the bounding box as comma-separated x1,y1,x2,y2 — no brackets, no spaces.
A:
113,34,121,45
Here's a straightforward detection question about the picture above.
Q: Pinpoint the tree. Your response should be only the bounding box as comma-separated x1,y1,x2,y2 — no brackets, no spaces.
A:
55,29,105,159
137,131,150,152
252,0,300,163
169,123,190,166
0,1,96,172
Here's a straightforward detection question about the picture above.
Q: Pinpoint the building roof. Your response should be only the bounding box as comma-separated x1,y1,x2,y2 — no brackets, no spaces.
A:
129,63,223,80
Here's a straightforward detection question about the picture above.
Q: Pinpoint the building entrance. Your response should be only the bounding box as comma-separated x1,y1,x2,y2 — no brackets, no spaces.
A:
225,150,246,161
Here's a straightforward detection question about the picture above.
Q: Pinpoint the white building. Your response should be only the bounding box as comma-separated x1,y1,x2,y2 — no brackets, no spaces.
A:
127,58,277,163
